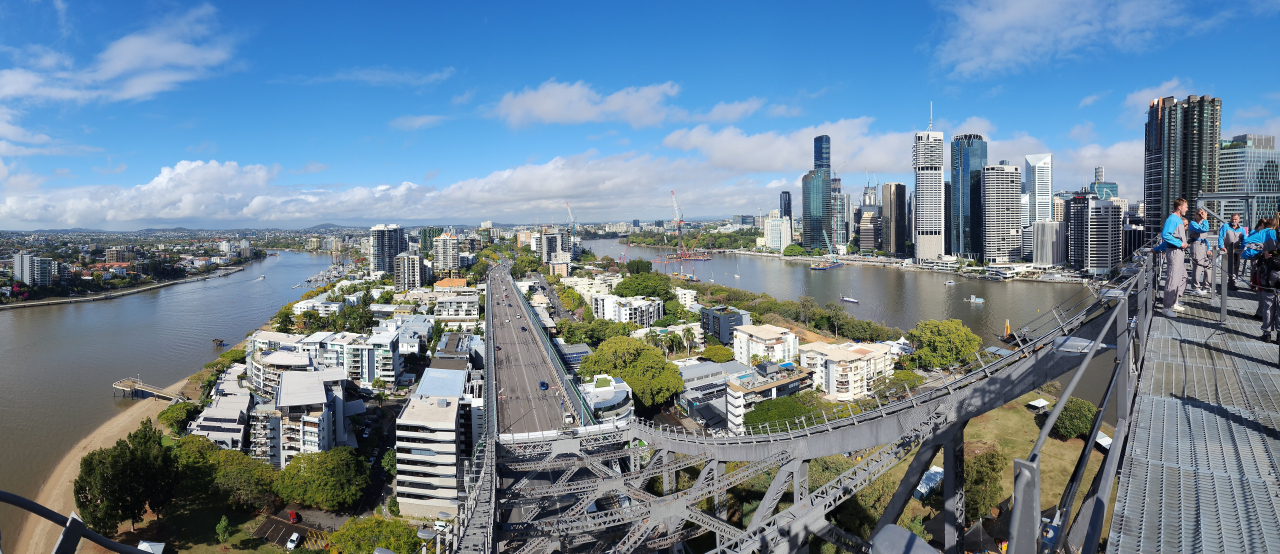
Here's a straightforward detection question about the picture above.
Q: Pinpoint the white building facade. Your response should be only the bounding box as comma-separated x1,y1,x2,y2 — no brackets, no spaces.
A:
592,294,664,328
982,163,1023,264
731,324,799,365
913,131,945,261
799,342,894,402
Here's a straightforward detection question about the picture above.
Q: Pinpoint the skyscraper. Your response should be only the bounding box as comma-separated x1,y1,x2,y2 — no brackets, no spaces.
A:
1219,134,1280,222
370,224,408,274
779,191,792,220
1067,194,1122,275
1023,154,1053,261
881,182,908,255
982,163,1022,264
801,135,833,249
913,130,945,261
1144,95,1222,242
830,177,847,247
1089,166,1119,200
434,232,460,271
951,134,988,257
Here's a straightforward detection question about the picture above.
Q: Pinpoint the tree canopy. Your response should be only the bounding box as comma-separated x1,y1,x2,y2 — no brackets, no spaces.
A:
158,402,201,435
612,272,674,301
701,344,735,363
329,516,424,554
580,336,682,408
782,244,807,256
964,444,1010,521
905,319,982,369
273,446,369,511
209,449,277,509
1050,397,1097,440
72,418,177,534
556,318,637,346
624,259,652,274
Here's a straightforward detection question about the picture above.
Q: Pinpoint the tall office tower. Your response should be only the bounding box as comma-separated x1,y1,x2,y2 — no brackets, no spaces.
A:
1144,95,1222,242
779,191,792,220
943,180,953,254
1095,167,1105,183
1089,166,1119,200
764,216,792,250
830,177,847,247
632,219,640,228
1067,196,1122,275
981,163,1023,263
1025,154,1054,222
1020,193,1033,261
913,129,945,260
433,232,460,271
1219,134,1280,222
952,134,988,258
370,224,408,274
1032,220,1067,267
881,182,908,255
1053,197,1066,222
862,184,877,207
858,212,880,252
801,135,833,249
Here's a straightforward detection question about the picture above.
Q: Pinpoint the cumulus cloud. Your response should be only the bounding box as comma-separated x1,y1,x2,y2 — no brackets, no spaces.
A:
291,161,329,174
294,67,455,87
494,79,765,128
1122,77,1191,124
0,4,235,102
388,115,445,131
934,0,1220,79
1069,121,1097,143
1078,91,1108,107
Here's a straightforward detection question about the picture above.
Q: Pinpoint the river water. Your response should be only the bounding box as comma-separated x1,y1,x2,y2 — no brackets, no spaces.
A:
0,252,334,540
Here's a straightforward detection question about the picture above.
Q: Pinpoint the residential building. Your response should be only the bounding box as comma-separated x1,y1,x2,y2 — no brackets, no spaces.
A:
982,163,1023,264
724,362,813,434
952,134,988,258
1220,134,1280,222
830,178,847,246
292,298,344,316
914,129,946,261
763,216,792,251
801,135,833,249
700,305,752,345
799,342,894,402
676,360,755,430
249,369,354,469
578,374,634,423
674,287,699,312
1068,196,1123,275
433,233,460,272
105,247,135,263
395,367,483,518
370,224,408,274
780,191,792,220
732,324,798,365
435,294,481,331
247,349,313,398
1144,95,1222,243
881,182,908,255
592,294,664,328
368,331,401,384
394,253,429,291
12,252,52,286
1032,221,1067,267
187,363,254,450
1053,197,1066,222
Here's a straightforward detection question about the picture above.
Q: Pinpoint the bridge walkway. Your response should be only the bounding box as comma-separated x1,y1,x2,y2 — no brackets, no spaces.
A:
1109,288,1280,553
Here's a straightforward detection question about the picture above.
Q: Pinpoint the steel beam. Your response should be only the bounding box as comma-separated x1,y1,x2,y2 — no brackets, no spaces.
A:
942,420,967,554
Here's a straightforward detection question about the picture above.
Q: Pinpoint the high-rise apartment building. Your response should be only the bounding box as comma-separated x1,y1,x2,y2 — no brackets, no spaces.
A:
1023,154,1053,261
858,212,880,252
881,183,908,255
394,253,429,291
779,191,792,220
1144,95,1222,242
913,130,945,260
830,177,847,247
370,224,408,274
12,252,53,287
801,135,833,249
433,232,460,271
764,217,792,251
1067,195,1122,275
981,163,1022,264
1219,134,1280,222
951,134,988,257
1032,221,1067,267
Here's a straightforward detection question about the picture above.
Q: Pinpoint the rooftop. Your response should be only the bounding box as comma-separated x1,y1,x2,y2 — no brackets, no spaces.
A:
277,369,344,407
734,324,793,341
415,367,468,398
260,350,312,367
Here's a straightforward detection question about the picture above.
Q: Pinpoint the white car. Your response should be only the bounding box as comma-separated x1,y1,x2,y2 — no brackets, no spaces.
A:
434,520,449,532
286,532,301,550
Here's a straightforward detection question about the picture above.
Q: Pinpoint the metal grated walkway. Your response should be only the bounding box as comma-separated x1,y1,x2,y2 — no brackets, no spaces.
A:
1109,289,1280,553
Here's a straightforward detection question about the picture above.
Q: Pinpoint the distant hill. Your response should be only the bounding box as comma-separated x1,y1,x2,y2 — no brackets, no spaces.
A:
304,223,346,230
30,227,108,233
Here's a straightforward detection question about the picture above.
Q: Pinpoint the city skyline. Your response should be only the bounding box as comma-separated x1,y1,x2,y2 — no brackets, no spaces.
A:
1,3,1280,230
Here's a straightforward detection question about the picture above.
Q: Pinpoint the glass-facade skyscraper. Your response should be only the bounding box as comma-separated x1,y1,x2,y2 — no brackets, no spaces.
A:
802,135,832,249
951,134,987,257
1144,95,1221,242
779,191,792,220
1220,134,1280,223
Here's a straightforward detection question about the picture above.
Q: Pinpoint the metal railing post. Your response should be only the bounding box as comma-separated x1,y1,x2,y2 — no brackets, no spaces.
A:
1008,458,1043,554
1220,249,1229,323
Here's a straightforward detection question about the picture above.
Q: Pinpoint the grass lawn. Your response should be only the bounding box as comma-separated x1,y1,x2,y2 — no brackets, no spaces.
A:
85,499,282,554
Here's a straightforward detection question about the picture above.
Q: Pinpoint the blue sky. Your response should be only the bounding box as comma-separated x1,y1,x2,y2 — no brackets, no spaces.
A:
1,1,1279,230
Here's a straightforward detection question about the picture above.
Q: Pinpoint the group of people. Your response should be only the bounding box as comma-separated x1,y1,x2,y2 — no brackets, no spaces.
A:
1160,197,1280,340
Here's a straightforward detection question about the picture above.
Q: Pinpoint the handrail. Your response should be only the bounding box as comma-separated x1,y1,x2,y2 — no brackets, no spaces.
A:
0,489,150,554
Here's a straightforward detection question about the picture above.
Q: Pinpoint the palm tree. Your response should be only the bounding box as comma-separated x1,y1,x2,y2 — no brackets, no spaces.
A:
681,327,696,355
645,330,661,349
665,333,684,356
374,391,388,407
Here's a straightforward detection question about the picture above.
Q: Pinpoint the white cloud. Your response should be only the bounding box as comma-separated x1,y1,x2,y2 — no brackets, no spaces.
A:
1123,77,1191,123
663,118,916,174
935,0,1204,79
298,67,455,87
1235,106,1271,119
1069,121,1097,143
1059,140,1144,198
92,163,127,174
1078,91,1108,107
0,107,50,144
494,79,764,128
946,116,996,138
291,161,329,174
187,141,217,154
388,115,445,131
767,104,802,117
451,88,476,105
692,98,765,122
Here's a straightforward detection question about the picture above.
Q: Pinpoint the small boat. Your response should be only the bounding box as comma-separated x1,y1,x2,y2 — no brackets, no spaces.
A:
292,284,301,289
841,296,859,303
810,260,843,270
734,262,740,279
945,280,955,286
966,295,985,304
211,339,226,347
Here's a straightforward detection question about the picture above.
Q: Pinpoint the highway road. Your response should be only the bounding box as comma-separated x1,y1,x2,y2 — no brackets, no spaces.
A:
489,265,570,435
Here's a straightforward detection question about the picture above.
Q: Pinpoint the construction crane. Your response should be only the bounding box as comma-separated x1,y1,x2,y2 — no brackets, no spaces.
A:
564,201,577,241
670,190,686,257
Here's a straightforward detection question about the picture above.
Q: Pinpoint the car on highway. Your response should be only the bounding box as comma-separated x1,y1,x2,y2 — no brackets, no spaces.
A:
286,532,301,550
288,510,300,524
496,345,502,351
539,381,549,390
521,326,527,332
564,412,574,425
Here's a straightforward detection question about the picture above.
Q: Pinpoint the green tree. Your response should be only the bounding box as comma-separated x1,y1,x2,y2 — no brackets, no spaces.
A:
127,418,178,520
701,344,734,363
210,449,277,508
376,290,395,303
274,447,369,511
964,445,1009,521
72,443,133,534
329,516,424,554
382,450,397,475
906,319,982,369
624,259,653,274
1050,397,1098,440
216,515,231,543
782,244,806,256
157,402,201,435
612,272,674,301
579,336,683,408
172,435,219,498
388,496,401,517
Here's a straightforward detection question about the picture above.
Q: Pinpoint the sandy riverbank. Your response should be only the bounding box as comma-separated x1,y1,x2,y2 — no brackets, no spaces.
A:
12,379,186,554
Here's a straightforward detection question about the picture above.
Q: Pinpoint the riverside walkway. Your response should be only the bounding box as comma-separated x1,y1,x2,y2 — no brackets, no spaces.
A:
1108,285,1280,552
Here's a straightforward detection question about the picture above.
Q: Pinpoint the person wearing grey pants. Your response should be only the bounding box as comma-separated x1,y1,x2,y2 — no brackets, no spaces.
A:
1161,199,1190,316
1188,210,1212,294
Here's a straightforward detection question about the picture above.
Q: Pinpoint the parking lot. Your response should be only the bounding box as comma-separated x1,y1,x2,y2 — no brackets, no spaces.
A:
253,516,328,550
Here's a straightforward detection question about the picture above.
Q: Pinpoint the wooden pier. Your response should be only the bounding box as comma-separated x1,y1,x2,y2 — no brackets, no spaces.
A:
112,378,186,401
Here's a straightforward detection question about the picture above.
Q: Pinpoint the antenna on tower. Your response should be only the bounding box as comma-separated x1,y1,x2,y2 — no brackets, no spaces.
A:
928,101,934,131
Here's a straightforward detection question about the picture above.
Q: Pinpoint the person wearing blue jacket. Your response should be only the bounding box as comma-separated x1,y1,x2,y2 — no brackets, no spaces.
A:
1219,213,1249,290
1188,209,1212,295
1161,198,1189,317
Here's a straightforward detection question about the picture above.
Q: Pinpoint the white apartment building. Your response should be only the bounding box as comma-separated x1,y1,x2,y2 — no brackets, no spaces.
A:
369,331,401,384
249,331,307,353
560,275,623,306
982,163,1023,264
592,294,664,328
913,131,945,261
435,294,481,331
394,253,430,291
673,287,699,312
732,324,799,365
292,298,344,316
799,342,893,402
395,368,483,518
12,252,53,286
249,369,356,469
433,233,460,271
763,216,792,251
247,349,314,398
188,363,254,450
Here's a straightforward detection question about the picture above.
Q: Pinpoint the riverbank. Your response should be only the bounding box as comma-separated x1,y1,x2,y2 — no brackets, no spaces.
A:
12,379,186,554
0,266,246,312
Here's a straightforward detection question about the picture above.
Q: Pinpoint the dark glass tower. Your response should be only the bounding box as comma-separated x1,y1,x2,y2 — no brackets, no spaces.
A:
780,191,792,219
802,135,833,249
1144,95,1221,242
951,134,988,257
